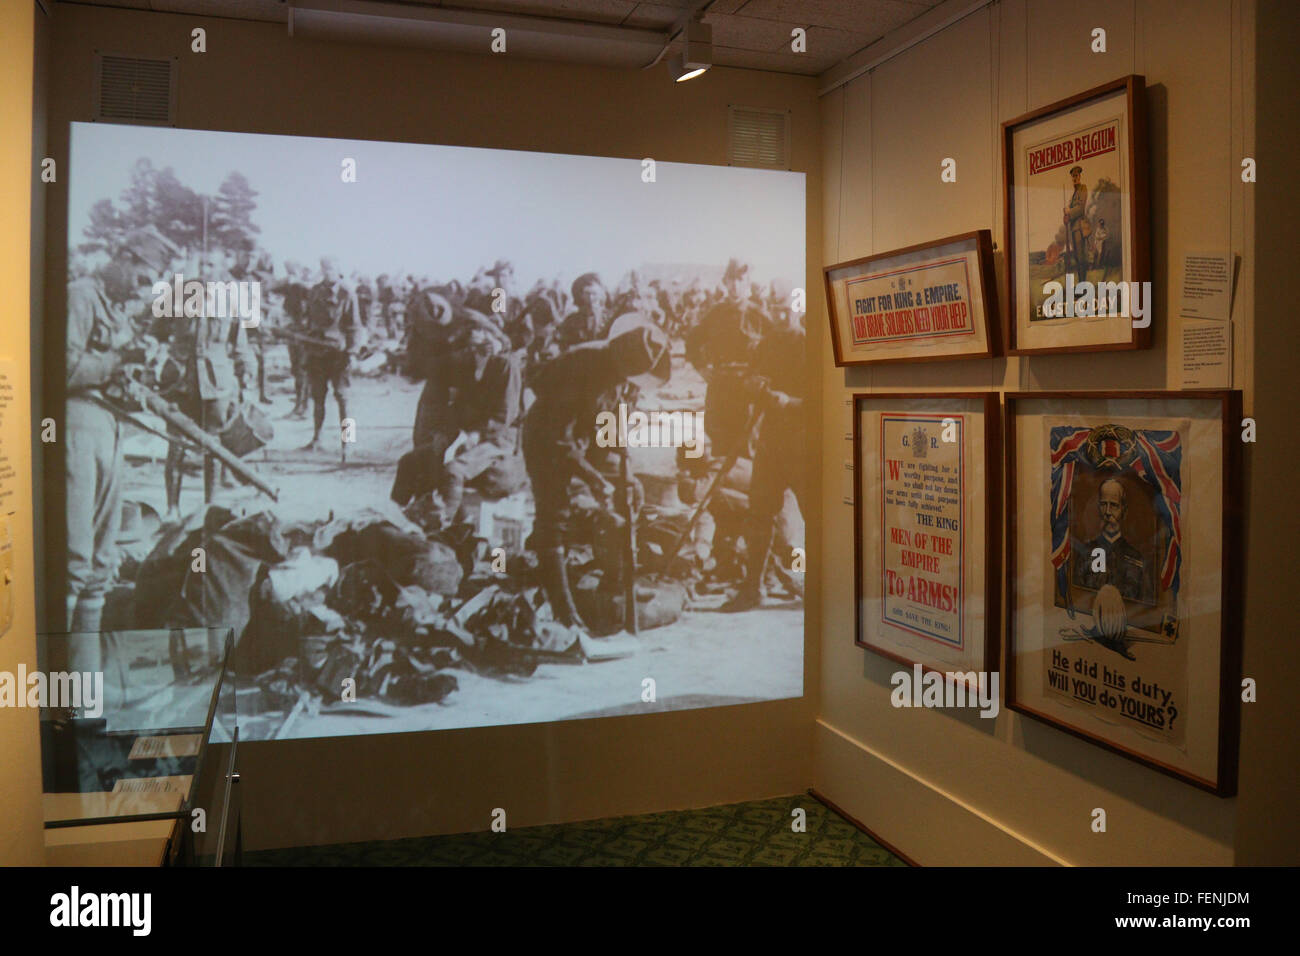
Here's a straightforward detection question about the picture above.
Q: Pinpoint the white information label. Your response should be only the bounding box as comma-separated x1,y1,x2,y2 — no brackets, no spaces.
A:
1180,319,1232,388
1179,251,1232,322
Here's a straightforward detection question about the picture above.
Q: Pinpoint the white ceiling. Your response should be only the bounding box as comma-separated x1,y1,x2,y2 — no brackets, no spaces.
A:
67,0,947,75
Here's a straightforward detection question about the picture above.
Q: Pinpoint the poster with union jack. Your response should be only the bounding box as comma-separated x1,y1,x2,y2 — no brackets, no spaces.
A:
1049,422,1184,643
1009,391,1243,792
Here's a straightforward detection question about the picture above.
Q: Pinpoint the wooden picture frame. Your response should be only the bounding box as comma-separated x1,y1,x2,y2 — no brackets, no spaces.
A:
1004,391,1243,795
1002,75,1151,355
853,392,1001,681
825,230,1000,366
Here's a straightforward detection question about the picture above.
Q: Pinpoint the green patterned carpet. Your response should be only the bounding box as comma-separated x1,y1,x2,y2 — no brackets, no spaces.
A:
244,794,907,867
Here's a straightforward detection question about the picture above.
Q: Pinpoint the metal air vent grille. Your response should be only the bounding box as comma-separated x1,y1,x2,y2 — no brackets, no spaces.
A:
93,54,176,126
727,105,790,169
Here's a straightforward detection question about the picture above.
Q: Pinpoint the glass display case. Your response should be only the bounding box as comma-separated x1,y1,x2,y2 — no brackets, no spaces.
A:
38,628,240,866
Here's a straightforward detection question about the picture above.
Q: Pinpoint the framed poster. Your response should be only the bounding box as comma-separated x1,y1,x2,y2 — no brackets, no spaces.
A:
1002,75,1151,355
825,231,999,366
854,393,1000,679
1005,391,1243,795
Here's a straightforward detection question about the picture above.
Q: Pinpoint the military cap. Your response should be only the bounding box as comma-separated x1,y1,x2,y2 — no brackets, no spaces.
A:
607,312,671,390
1069,165,1083,176
118,226,181,274
415,289,453,324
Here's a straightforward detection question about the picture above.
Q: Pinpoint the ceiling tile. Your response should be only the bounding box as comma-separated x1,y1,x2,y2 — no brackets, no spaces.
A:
731,0,928,34
621,2,684,29
706,13,799,52
803,24,878,61
425,0,640,26
712,44,829,75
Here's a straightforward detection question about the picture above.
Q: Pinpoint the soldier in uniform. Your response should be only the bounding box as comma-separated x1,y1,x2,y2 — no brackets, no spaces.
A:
686,296,766,461
1072,478,1150,603
158,250,255,517
404,288,467,457
522,324,670,631
1063,164,1090,279
391,326,527,524
354,272,374,332
65,227,179,639
463,266,494,317
439,331,527,519
399,273,425,340
273,261,312,419
375,273,397,338
681,279,709,334
633,279,666,330
720,318,806,612
227,249,272,405
518,286,563,361
402,289,509,452
721,258,749,301
302,256,361,454
611,270,642,320
473,260,519,324
683,279,770,596
555,273,610,349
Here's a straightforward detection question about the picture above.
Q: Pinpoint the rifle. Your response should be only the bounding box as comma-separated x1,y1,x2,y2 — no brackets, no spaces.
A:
662,403,766,578
1062,184,1074,266
101,375,280,502
618,440,638,636
267,327,350,351
269,326,391,374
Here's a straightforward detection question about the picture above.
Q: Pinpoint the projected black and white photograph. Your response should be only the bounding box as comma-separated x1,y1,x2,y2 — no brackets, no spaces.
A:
58,122,806,741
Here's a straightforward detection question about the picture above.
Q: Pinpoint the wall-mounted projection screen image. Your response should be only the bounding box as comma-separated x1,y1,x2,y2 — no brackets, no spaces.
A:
59,122,806,741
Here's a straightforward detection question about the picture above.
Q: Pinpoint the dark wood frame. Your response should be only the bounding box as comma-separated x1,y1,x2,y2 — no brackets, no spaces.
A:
852,392,1002,681
825,230,1000,367
1001,75,1152,356
1003,390,1244,796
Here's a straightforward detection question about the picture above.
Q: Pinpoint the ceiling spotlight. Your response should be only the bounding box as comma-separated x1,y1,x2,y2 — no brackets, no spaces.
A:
670,54,708,82
670,19,711,82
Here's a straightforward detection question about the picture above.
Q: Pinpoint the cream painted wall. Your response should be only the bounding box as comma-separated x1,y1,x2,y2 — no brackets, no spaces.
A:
42,3,823,851
0,0,46,866
817,0,1257,865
